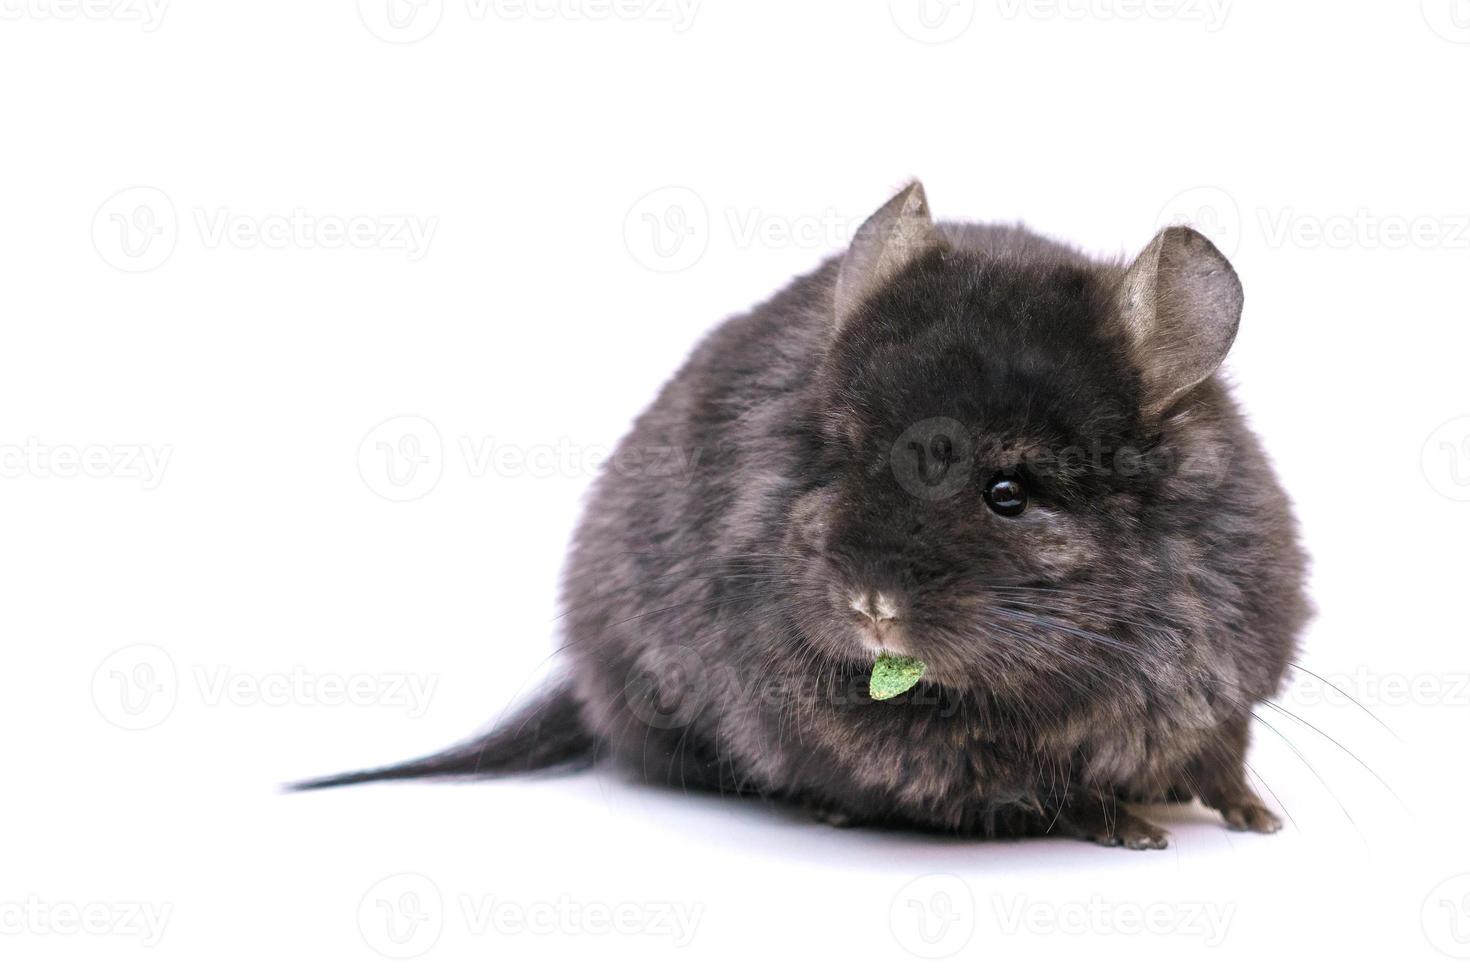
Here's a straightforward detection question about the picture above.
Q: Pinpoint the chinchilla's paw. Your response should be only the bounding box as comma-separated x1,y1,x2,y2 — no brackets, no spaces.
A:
1216,795,1284,834
804,803,861,828
1054,800,1170,850
1094,815,1171,851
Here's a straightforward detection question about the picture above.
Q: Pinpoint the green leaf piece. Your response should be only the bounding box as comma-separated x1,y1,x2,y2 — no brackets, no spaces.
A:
869,652,926,701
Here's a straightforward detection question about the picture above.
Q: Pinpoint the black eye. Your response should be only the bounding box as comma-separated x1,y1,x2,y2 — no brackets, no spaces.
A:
984,475,1027,517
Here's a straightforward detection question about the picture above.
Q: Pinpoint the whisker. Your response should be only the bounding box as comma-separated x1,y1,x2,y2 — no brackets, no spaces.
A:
1259,698,1405,809
1251,710,1362,837
1283,662,1400,741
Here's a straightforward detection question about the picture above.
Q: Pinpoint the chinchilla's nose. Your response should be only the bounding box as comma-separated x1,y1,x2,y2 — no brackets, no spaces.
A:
848,589,903,649
850,591,900,628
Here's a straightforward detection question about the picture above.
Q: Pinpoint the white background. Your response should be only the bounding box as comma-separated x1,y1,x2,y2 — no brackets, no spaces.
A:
4,1,1469,976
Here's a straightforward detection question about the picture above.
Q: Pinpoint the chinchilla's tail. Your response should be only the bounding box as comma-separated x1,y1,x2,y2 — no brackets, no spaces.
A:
286,681,593,791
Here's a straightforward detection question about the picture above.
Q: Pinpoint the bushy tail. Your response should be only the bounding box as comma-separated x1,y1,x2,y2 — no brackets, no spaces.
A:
287,682,593,791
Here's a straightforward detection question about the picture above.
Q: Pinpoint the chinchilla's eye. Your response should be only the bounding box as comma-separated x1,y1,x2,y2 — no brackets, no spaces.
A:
983,474,1027,517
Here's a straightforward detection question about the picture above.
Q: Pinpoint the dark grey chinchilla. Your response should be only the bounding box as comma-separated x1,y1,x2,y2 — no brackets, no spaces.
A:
296,181,1310,849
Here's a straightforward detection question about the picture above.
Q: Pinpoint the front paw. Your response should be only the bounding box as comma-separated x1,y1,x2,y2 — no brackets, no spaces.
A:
1217,795,1283,834
804,803,859,828
1088,818,1170,851
1053,800,1170,850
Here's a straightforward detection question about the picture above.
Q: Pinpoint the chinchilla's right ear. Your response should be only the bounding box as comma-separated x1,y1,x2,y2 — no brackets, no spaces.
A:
834,181,946,329
1119,226,1244,420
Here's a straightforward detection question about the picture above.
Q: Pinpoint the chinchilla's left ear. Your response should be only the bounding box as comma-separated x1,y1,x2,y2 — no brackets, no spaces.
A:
1119,226,1243,419
834,181,946,328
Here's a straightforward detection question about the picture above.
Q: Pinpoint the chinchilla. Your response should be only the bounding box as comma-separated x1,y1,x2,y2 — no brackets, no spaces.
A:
294,182,1309,849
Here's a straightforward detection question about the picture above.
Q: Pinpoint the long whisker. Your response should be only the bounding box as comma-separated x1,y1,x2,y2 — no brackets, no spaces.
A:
1283,662,1400,740
1251,710,1362,838
1259,698,1405,809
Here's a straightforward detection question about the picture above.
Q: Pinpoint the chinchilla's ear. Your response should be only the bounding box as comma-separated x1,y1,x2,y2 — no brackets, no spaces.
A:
1119,226,1243,419
834,181,945,327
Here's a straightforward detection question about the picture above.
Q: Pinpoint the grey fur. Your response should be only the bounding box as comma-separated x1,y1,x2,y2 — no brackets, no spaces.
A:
299,182,1310,850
